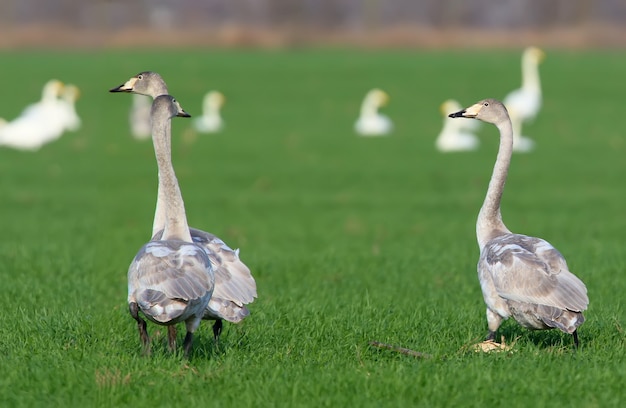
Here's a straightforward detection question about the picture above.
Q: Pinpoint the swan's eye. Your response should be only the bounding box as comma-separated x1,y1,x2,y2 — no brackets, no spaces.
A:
172,98,177,103
483,102,489,106
137,74,143,80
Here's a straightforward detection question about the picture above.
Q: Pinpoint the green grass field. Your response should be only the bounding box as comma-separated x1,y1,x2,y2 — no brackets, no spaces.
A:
0,48,625,407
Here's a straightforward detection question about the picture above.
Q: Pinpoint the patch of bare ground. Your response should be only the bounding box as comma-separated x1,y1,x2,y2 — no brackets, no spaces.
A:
0,23,624,49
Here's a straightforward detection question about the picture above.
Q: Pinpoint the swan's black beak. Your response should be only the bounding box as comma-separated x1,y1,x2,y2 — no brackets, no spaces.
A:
109,77,137,93
448,110,466,118
177,110,191,118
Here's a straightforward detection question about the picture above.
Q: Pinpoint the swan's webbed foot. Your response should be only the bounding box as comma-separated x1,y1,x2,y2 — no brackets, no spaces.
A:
129,302,150,355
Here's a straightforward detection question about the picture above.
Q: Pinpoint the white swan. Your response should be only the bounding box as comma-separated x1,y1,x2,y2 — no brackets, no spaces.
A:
111,72,257,343
20,79,65,119
193,91,225,133
503,47,546,152
354,89,392,136
435,99,480,152
449,99,588,348
59,84,81,132
0,79,66,151
130,94,152,140
127,95,214,356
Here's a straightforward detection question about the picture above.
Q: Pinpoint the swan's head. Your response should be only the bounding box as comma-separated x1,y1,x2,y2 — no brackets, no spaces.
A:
440,99,462,116
110,71,167,96
365,89,390,107
42,79,64,99
204,91,225,108
448,98,508,125
63,84,81,102
523,46,545,64
152,95,191,119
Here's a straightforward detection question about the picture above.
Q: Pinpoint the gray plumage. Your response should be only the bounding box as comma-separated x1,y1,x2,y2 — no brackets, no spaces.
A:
126,95,214,356
113,72,257,344
110,71,169,97
449,98,589,347
152,228,257,324
129,241,213,325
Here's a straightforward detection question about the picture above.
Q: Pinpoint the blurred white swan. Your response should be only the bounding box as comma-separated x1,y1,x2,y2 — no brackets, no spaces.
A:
19,79,64,118
435,99,480,152
0,79,66,151
193,91,225,134
503,47,545,152
354,89,392,136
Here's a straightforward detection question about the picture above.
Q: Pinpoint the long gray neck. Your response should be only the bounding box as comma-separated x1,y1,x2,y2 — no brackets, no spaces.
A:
149,81,170,237
151,179,166,237
151,112,192,242
476,119,513,248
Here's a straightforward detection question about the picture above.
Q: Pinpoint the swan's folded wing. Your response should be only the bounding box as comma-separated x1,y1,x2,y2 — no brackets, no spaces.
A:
129,241,214,302
189,229,257,304
483,235,588,312
152,228,257,312
184,228,256,323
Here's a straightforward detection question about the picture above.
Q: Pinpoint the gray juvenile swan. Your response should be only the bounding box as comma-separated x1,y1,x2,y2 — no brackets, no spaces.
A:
449,98,588,348
127,95,214,357
112,72,257,344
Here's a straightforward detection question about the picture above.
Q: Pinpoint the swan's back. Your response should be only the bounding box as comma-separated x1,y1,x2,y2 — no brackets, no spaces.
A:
354,114,392,136
128,240,214,325
479,233,588,333
151,227,257,323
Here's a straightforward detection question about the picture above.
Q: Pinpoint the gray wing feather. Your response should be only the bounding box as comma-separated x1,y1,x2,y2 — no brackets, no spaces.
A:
153,227,257,322
482,234,588,312
130,241,214,301
128,241,215,324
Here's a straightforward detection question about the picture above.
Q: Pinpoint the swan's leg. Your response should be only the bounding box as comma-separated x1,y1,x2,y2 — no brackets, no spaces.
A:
572,330,580,348
212,319,223,347
129,302,150,355
167,325,177,352
182,317,202,358
182,331,194,358
485,308,503,342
